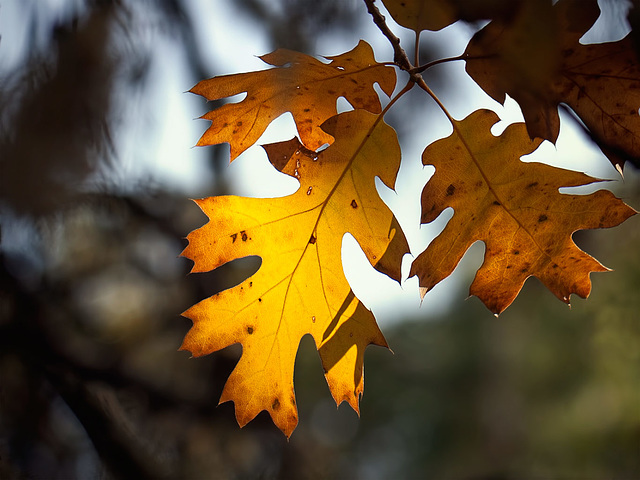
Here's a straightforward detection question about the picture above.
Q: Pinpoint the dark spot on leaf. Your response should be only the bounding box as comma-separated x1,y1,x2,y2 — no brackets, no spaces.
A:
538,214,548,222
527,182,539,188
304,108,310,112
513,250,520,255
272,398,280,410
309,234,316,244
236,121,242,126
520,267,528,273
446,184,455,196
493,201,501,206
552,263,559,268
231,233,238,242
506,265,512,269
247,326,254,334
349,332,353,337
258,298,262,302
249,282,253,287
351,199,358,208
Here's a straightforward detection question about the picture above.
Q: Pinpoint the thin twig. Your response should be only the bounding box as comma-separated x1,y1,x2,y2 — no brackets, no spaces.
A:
363,0,413,72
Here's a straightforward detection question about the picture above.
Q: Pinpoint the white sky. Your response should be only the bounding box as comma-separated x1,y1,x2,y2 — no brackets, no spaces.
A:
0,0,632,325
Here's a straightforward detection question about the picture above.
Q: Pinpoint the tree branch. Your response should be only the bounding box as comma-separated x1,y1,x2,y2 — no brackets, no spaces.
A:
363,0,413,72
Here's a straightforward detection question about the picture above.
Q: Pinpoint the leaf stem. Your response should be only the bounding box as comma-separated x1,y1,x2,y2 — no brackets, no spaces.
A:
415,76,453,123
381,79,414,117
411,54,466,74
414,74,551,262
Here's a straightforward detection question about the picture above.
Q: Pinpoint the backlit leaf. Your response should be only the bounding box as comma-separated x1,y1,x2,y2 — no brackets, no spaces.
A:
180,110,408,437
410,109,636,314
190,40,395,160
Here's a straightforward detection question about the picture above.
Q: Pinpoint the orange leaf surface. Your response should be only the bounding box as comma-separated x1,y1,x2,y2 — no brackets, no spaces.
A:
190,40,395,160
465,0,640,168
410,109,636,314
180,110,408,437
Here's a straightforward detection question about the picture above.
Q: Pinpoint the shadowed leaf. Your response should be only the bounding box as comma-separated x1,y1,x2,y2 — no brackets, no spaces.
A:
381,0,458,32
465,0,640,169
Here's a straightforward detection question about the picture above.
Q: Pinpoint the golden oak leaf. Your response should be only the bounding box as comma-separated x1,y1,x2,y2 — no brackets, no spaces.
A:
410,109,636,315
190,40,395,160
465,0,640,168
180,110,408,437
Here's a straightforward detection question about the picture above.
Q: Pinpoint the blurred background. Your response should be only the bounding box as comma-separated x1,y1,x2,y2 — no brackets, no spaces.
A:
0,0,638,478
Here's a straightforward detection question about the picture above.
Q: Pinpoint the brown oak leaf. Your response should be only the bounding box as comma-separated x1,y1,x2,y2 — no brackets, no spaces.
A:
410,109,636,314
190,40,395,160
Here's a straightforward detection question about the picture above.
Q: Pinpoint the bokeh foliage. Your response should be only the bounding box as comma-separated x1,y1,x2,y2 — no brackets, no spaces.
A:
0,1,638,478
